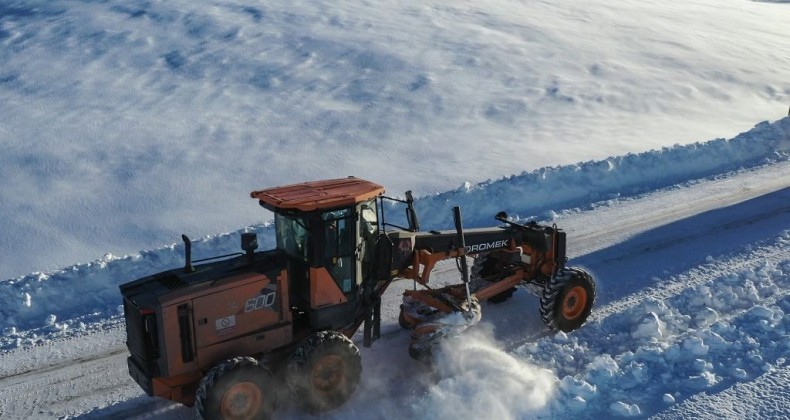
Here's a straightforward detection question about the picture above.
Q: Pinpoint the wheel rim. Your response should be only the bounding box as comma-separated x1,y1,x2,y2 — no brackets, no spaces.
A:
312,355,346,395
220,381,263,420
562,286,588,320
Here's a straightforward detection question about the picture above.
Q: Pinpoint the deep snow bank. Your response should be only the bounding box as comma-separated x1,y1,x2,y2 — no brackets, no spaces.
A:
418,118,790,229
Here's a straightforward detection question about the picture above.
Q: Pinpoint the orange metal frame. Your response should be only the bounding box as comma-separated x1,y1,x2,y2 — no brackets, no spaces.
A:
396,231,561,315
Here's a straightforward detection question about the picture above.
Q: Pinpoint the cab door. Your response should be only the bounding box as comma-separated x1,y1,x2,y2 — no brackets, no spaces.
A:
321,208,356,294
356,200,379,284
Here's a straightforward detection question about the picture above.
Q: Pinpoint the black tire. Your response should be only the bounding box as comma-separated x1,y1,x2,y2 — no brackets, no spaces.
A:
195,356,275,420
539,268,595,332
471,253,516,304
287,331,362,413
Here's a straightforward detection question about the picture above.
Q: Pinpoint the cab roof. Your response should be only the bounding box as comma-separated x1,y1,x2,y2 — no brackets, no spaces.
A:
251,177,385,212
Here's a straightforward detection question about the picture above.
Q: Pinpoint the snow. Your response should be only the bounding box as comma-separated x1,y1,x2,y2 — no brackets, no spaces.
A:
413,328,557,419
1,0,790,419
2,0,789,279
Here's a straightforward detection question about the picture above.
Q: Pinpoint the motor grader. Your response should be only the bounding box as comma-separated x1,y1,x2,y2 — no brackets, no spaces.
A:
120,177,595,419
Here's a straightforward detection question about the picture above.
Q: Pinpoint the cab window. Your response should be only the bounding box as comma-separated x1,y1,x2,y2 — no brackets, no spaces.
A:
275,213,309,261
322,208,355,293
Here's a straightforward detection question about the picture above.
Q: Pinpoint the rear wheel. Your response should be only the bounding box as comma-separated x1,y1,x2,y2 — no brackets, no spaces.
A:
539,268,595,332
195,357,275,420
287,331,362,413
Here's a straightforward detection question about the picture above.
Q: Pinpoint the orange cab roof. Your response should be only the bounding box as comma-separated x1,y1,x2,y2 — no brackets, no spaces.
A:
251,177,385,212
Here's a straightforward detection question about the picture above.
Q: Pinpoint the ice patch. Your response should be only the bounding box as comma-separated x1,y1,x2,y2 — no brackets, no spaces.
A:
693,307,719,327
610,401,641,417
632,312,666,342
682,337,709,357
662,393,675,405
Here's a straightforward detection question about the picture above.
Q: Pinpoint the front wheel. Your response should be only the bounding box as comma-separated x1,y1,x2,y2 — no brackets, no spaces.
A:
539,268,596,332
287,331,362,413
195,357,275,420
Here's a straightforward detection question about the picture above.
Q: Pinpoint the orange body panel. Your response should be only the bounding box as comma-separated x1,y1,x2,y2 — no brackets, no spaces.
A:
472,271,524,301
308,267,348,308
151,269,292,399
191,278,280,349
159,272,283,377
197,324,292,371
399,249,465,285
152,372,203,406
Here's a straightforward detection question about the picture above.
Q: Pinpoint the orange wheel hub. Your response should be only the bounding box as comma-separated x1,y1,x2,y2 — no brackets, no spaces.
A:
562,286,588,320
220,381,263,420
312,355,346,395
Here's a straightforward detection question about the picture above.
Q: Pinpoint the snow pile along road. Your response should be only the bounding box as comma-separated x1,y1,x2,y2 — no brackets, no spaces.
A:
420,118,790,229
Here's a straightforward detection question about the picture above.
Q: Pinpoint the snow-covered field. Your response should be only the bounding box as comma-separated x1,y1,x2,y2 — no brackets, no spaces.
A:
2,0,789,279
1,0,790,418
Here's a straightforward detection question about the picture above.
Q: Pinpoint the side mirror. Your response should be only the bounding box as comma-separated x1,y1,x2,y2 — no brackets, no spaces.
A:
241,232,258,261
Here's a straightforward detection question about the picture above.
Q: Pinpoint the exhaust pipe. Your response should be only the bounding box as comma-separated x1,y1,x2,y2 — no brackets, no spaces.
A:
182,234,195,273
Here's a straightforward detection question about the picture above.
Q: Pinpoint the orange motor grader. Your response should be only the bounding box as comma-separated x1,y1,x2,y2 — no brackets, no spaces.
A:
120,177,595,419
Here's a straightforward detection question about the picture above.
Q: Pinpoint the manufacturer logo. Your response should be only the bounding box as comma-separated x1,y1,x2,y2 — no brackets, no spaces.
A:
466,239,509,253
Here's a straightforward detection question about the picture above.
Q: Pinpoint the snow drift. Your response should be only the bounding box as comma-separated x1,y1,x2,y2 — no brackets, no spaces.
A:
419,118,790,229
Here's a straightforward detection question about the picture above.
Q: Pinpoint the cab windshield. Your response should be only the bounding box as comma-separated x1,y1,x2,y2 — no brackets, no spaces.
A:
275,213,309,261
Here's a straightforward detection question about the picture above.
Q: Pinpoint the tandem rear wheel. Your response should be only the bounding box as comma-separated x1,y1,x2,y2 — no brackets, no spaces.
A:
286,330,362,413
195,331,362,420
194,357,276,420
